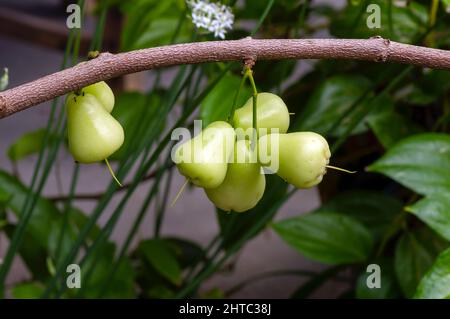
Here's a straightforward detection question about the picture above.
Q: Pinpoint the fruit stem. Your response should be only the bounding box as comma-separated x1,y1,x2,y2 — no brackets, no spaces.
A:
105,158,123,187
227,69,249,124
245,67,258,149
170,178,189,207
325,165,356,174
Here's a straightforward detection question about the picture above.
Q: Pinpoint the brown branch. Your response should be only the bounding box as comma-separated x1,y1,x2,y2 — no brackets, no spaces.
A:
1,37,450,119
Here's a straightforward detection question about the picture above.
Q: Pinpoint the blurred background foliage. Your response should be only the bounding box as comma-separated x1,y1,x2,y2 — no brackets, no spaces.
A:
1,0,450,299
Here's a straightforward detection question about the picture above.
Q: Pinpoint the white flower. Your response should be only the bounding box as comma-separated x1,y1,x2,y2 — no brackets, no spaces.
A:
186,0,234,39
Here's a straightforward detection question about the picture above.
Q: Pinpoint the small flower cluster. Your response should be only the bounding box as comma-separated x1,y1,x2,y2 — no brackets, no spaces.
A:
186,0,234,39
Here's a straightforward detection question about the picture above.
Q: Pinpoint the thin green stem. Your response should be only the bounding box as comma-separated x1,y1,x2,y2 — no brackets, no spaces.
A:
245,67,258,147
0,1,84,295
54,164,79,266
45,65,199,298
177,189,296,298
227,71,248,124
250,0,275,36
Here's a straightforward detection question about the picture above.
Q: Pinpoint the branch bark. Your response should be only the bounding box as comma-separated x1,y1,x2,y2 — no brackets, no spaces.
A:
1,37,450,119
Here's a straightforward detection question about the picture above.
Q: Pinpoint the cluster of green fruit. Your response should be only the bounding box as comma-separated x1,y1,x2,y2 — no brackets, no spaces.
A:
174,92,331,213
66,81,124,184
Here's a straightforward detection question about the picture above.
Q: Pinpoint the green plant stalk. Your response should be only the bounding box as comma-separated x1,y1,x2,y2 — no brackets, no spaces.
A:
176,189,296,298
47,20,240,298
153,155,174,237
245,67,258,148
227,71,248,124
331,66,413,152
77,161,168,298
182,0,276,292
89,7,108,52
348,0,369,37
0,1,84,294
75,66,197,285
427,0,440,46
113,67,234,288
44,61,220,297
47,69,193,298
181,14,445,299
388,0,393,38
54,164,79,266
54,4,107,269
290,265,342,298
95,156,170,297
98,67,206,294
324,65,398,137
250,0,275,36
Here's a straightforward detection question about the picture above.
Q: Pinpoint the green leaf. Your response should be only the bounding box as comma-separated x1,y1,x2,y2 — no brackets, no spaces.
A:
82,242,135,298
394,232,434,298
0,67,8,91
441,0,450,13
293,74,374,137
367,133,450,196
164,237,205,269
254,60,297,92
414,247,450,299
0,171,83,280
120,0,188,51
110,92,162,160
368,111,423,149
200,74,252,127
356,259,400,299
7,129,58,162
315,190,402,240
11,282,44,299
407,193,450,242
137,239,182,286
330,1,427,43
0,171,60,240
290,266,341,299
273,212,374,265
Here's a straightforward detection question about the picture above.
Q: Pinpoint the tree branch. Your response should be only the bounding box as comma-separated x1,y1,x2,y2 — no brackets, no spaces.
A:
1,37,450,119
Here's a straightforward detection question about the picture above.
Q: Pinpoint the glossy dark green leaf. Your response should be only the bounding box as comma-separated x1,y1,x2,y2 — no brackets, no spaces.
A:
200,74,252,127
273,212,374,265
137,239,181,286
356,259,400,299
330,0,427,43
7,129,58,162
254,60,297,92
414,247,450,299
120,0,188,51
407,193,450,241
368,111,423,149
293,74,374,137
110,92,161,160
367,133,450,196
164,237,205,269
82,242,135,298
316,191,402,240
0,171,59,238
394,232,434,298
11,282,44,299
0,171,102,280
4,225,48,280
